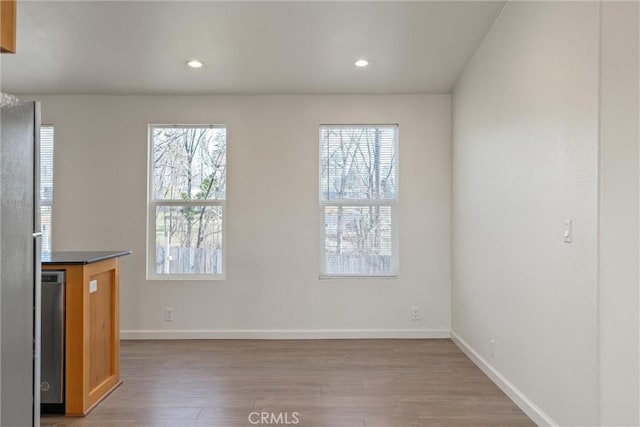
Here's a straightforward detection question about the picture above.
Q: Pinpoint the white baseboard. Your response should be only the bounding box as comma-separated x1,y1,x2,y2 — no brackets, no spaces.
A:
450,331,557,427
120,328,450,340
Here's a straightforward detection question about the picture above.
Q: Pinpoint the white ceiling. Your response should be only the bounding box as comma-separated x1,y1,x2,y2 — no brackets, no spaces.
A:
1,1,504,95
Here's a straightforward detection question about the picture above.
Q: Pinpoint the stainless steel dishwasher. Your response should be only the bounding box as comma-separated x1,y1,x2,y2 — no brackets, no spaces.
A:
40,270,65,414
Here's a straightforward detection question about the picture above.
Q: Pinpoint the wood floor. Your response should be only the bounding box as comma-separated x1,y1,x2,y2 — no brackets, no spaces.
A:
41,339,535,427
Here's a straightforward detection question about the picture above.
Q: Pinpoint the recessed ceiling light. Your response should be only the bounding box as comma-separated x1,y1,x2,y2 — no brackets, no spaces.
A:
354,59,369,68
186,59,203,69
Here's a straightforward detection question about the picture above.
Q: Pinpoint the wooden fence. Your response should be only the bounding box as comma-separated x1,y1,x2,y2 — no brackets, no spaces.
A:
156,249,390,276
325,254,392,275
156,246,223,275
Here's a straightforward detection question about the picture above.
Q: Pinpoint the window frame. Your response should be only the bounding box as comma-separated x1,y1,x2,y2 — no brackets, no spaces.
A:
146,124,227,281
318,124,400,279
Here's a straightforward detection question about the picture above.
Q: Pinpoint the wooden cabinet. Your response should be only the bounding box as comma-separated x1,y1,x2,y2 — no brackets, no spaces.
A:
1,0,16,53
42,252,130,416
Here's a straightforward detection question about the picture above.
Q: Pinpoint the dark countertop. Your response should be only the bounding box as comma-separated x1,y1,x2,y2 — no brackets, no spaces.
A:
41,250,132,265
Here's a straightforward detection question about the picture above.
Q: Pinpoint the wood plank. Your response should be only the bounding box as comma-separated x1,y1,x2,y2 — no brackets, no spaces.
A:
84,258,119,413
0,0,16,53
86,261,121,410
41,339,535,426
89,270,114,391
112,259,121,396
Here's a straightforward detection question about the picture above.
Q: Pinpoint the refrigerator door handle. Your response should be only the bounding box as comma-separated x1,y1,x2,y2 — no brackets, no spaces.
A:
32,232,42,238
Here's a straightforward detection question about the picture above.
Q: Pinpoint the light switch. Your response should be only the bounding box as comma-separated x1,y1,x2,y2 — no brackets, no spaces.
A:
89,280,98,293
564,219,572,243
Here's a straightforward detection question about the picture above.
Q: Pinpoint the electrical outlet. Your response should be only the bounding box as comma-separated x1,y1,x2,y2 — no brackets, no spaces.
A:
411,306,420,321
491,339,496,358
165,308,174,322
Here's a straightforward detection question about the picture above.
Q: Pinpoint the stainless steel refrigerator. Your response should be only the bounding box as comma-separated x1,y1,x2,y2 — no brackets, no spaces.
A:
0,99,41,427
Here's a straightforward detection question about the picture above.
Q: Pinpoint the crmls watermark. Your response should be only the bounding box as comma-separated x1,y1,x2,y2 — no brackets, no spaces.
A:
248,411,300,425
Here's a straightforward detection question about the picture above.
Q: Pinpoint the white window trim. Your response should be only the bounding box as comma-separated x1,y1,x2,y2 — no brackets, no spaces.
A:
318,124,400,279
146,124,227,281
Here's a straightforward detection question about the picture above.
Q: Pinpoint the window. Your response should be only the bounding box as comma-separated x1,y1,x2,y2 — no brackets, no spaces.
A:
319,125,398,277
148,125,226,279
40,125,54,254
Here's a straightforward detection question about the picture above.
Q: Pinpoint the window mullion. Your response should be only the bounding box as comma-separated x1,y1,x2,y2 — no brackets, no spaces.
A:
320,199,395,207
152,199,224,206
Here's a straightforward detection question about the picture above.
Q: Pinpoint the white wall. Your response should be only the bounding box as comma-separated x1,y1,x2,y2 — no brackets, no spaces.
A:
452,2,601,425
34,94,451,338
599,2,640,425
